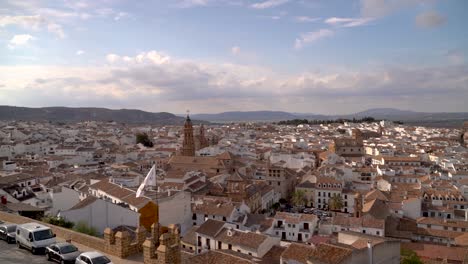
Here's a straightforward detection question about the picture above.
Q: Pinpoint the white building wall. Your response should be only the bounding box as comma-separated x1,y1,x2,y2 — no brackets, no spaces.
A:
59,198,139,234
158,191,192,234
49,187,81,216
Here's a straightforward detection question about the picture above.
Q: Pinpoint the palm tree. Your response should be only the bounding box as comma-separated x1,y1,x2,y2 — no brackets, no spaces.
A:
328,194,344,211
292,190,306,208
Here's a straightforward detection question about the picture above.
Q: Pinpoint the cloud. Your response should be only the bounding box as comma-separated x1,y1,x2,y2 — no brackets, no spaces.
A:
251,0,289,9
174,0,210,8
231,46,241,55
325,17,374,27
76,50,85,56
7,34,35,49
415,11,446,28
360,0,434,18
47,23,66,38
294,29,334,49
446,49,464,65
114,12,129,21
1,51,467,113
0,14,66,38
106,51,171,65
106,54,120,63
295,16,321,23
0,15,46,29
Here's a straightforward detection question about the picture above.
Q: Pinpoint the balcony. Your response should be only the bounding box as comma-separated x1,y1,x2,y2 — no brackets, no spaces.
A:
274,225,285,230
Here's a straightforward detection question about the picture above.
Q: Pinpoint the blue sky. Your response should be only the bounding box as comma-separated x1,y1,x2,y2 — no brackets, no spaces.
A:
0,0,467,114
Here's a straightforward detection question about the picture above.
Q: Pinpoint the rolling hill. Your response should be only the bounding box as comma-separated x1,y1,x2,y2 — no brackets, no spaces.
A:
0,106,206,125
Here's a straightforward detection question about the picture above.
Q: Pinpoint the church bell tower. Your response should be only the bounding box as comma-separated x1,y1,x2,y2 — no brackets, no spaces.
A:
181,112,195,156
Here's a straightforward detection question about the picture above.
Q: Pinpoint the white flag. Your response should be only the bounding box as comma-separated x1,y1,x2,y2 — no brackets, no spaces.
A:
136,165,156,197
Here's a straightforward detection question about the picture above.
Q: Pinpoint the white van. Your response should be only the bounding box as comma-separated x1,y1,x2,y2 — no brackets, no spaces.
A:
16,222,56,254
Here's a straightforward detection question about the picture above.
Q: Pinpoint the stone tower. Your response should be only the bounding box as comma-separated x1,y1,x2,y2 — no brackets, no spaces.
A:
198,124,209,149
354,193,363,218
181,114,195,156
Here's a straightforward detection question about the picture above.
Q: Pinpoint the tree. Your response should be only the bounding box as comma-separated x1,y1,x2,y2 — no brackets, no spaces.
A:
401,249,423,264
136,133,154,147
291,190,306,207
328,194,344,211
272,202,280,210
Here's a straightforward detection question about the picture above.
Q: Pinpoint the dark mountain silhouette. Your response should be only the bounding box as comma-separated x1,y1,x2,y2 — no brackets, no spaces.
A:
0,106,207,125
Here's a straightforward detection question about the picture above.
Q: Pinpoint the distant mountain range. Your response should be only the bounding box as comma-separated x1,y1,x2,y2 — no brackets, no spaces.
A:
0,106,206,125
187,108,468,127
1,106,466,127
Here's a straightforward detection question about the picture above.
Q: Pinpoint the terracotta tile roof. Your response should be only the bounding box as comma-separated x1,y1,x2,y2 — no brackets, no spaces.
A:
362,199,390,219
68,196,98,210
258,245,285,264
105,185,134,199
274,211,317,224
89,178,116,192
196,219,225,238
415,227,462,239
120,195,150,209
308,243,353,264
402,242,468,263
332,214,385,229
181,226,198,246
188,250,251,264
364,189,389,202
281,243,316,264
416,217,468,229
193,201,236,218
214,228,268,251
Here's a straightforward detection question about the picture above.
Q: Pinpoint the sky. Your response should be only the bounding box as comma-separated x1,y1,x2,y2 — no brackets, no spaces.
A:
0,0,467,114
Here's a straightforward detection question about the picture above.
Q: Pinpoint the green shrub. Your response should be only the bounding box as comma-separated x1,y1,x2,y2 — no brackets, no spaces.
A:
42,216,75,229
73,221,100,237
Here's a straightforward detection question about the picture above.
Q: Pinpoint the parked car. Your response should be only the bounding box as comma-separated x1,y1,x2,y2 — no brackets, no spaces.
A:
0,224,17,243
75,252,113,264
16,222,57,254
46,242,81,264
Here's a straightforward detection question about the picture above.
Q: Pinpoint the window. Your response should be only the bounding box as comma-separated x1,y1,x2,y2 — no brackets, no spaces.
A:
376,231,380,235
228,244,232,250
362,230,366,234
223,217,226,221
277,182,280,186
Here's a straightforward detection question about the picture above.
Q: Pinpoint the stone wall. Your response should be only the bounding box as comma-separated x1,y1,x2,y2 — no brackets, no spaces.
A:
0,211,145,259
142,223,181,264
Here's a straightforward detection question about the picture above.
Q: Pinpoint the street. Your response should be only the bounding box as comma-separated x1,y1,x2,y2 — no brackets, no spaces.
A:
0,239,50,264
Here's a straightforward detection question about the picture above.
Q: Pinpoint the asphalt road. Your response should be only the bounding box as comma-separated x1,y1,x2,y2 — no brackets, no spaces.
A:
0,239,51,264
